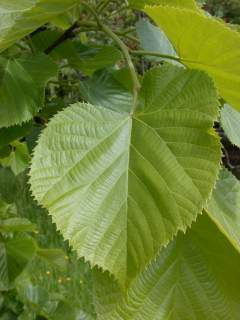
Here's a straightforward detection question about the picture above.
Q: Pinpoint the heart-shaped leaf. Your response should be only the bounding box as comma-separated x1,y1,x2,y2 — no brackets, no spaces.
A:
30,65,221,285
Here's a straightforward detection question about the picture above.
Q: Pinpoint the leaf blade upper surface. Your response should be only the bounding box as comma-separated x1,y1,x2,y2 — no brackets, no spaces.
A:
145,6,240,111
30,65,221,285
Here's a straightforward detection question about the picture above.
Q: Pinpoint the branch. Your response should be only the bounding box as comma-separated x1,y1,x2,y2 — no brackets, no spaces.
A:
44,22,79,55
97,0,112,13
82,2,141,112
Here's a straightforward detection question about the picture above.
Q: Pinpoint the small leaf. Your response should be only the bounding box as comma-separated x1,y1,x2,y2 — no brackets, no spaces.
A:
94,214,240,319
0,218,36,233
206,168,240,253
0,200,17,219
145,5,240,111
0,235,37,290
220,104,240,147
0,53,57,128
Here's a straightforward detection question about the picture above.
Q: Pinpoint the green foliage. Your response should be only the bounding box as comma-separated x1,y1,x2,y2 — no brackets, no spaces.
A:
0,0,240,318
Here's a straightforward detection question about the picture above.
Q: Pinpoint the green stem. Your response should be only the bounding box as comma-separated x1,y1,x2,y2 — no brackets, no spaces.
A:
97,0,112,13
82,2,141,112
131,50,181,63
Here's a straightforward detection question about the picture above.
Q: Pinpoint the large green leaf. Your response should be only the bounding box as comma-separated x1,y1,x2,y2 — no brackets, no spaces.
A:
0,235,36,291
129,0,197,10
220,104,240,147
0,0,78,53
206,169,240,253
30,65,220,285
145,6,240,111
0,53,57,128
94,214,240,320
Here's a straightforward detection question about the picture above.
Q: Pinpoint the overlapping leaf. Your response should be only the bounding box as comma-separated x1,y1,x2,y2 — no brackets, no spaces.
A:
221,104,240,147
30,64,221,286
94,214,240,320
79,69,133,113
145,6,240,111
0,53,57,128
0,235,36,291
136,19,180,65
0,0,79,52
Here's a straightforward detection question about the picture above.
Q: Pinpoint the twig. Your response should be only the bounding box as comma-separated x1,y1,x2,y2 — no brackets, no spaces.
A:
131,50,181,62
44,22,79,55
97,0,112,13
82,2,141,112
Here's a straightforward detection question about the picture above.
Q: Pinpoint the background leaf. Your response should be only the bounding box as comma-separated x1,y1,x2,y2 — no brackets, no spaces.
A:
0,167,17,204
0,235,37,291
136,19,180,65
0,53,57,128
0,142,30,175
220,104,240,147
206,168,240,253
0,218,36,233
80,69,133,113
0,122,32,149
0,0,79,53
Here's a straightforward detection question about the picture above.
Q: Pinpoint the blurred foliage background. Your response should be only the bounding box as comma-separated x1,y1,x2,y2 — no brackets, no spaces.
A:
205,0,240,23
